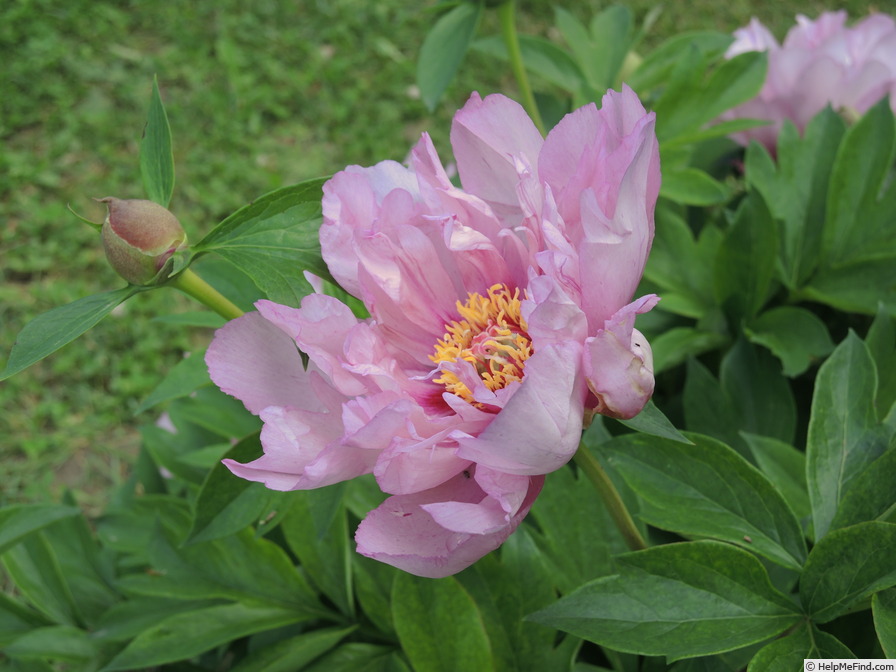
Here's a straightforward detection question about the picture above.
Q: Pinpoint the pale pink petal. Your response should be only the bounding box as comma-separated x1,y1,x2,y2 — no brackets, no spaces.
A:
584,295,659,419
354,471,542,578
451,92,544,212
455,341,586,475
206,312,321,415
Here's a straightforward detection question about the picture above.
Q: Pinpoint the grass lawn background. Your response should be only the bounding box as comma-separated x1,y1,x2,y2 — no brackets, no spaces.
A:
0,0,883,510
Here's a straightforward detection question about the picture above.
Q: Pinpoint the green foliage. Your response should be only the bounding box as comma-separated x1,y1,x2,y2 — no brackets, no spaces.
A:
4,1,896,670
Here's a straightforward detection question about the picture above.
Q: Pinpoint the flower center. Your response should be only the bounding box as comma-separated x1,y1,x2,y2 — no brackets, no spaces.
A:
430,284,533,406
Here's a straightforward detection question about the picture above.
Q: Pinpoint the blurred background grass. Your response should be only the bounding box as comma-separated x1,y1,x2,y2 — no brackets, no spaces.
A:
1,0,883,511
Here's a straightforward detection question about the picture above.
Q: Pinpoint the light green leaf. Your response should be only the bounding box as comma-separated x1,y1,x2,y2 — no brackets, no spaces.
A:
650,327,728,373
1,286,142,381
803,255,896,316
2,533,79,627
873,587,896,657
192,178,331,307
472,35,585,94
800,521,896,622
615,400,692,444
102,602,308,671
0,505,80,556
660,166,730,205
867,305,896,421
140,76,175,207
807,332,889,539
135,350,212,414
745,306,835,377
4,625,97,662
603,433,807,569
392,573,494,672
417,3,481,111
529,541,800,660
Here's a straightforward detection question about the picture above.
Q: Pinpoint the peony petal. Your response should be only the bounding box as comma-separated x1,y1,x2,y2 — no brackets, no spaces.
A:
584,295,659,419
206,312,321,415
451,92,544,213
454,341,585,475
355,471,542,578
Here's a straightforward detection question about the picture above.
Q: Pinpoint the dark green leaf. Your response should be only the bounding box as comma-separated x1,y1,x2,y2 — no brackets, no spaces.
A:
804,255,896,315
2,533,79,626
140,76,175,207
353,554,397,636
392,573,494,672
192,178,331,307
615,400,691,444
1,286,142,381
4,625,97,663
93,597,222,643
822,99,896,265
873,587,896,657
745,110,845,288
303,643,411,672
187,435,285,545
682,358,745,458
748,622,854,671
135,350,212,415
807,332,889,539
720,339,796,445
742,433,810,525
102,602,308,671
714,192,778,321
529,461,634,593
0,592,52,647
587,5,634,91
745,306,835,377
830,447,896,530
281,490,353,617
529,541,800,660
229,626,357,672
660,166,730,205
0,505,80,556
602,433,807,569
629,32,732,94
801,521,896,622
416,3,481,111
650,328,728,373
867,306,896,421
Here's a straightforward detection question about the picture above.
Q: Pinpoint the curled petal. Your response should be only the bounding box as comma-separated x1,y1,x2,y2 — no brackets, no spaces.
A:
355,470,542,578
584,295,659,419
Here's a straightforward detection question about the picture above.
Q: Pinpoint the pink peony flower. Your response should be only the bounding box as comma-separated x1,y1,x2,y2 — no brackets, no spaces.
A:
206,86,660,577
720,11,896,150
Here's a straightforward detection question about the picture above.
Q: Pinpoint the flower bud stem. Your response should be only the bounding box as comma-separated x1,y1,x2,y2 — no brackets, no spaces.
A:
170,268,244,321
497,0,546,136
573,441,647,552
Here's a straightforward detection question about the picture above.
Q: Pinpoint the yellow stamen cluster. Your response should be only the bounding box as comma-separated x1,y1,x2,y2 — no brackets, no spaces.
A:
430,284,533,407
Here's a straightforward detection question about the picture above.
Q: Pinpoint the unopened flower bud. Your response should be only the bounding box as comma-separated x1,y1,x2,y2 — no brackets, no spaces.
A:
97,197,187,285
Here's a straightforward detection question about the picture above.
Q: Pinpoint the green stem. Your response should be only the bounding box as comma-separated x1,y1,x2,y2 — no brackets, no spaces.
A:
573,441,647,552
170,267,244,321
497,0,546,136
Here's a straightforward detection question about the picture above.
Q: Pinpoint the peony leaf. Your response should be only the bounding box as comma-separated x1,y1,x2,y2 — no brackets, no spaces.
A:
417,3,481,111
602,432,807,570
529,541,800,660
135,349,212,414
749,623,854,671
800,521,896,623
745,306,835,377
227,626,357,672
1,286,142,381
192,178,331,308
102,602,308,671
806,332,889,539
392,573,494,672
873,588,896,657
829,448,896,531
0,505,80,556
659,165,730,205
472,35,585,94
742,433,810,525
140,76,175,208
